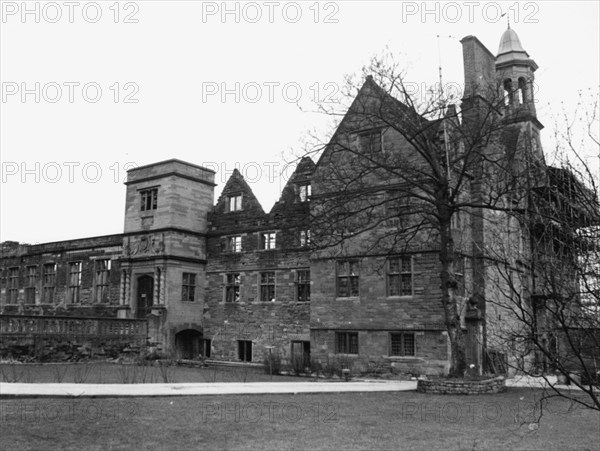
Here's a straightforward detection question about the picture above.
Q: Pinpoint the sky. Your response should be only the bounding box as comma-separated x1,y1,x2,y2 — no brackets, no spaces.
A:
1,0,599,244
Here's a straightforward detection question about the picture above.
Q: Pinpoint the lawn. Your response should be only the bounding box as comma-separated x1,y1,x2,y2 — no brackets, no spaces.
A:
1,388,598,450
0,362,309,384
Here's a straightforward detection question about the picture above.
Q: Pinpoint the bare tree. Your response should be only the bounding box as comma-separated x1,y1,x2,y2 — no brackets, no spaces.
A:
485,91,600,410
301,52,539,377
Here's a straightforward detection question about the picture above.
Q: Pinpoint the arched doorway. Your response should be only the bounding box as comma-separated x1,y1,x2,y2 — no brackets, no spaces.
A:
175,329,203,360
136,275,154,319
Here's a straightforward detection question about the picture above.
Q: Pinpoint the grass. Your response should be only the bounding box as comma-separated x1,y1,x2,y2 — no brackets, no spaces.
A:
0,362,308,384
0,388,598,450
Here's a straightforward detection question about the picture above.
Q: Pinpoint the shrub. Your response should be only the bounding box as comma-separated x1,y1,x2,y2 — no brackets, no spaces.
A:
263,352,282,375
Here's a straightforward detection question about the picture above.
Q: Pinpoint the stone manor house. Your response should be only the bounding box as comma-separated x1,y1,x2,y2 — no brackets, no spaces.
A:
1,28,583,375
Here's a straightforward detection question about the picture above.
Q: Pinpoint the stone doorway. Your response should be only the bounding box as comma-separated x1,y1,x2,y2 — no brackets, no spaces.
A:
175,329,203,360
136,275,154,319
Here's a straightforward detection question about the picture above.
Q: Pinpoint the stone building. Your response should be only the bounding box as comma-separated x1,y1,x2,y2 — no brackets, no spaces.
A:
1,28,580,375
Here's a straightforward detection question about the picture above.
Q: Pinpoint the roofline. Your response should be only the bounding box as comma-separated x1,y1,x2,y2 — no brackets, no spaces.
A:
127,158,217,174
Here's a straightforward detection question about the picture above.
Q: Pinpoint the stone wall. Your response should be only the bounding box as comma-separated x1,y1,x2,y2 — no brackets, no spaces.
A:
417,376,506,394
0,235,123,316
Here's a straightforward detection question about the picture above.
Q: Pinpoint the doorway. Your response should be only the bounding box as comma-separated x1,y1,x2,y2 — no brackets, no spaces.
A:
136,275,154,319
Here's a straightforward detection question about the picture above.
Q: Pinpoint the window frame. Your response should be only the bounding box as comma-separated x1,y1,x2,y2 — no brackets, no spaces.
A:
358,128,382,153
225,273,241,303
94,259,111,303
387,255,413,297
299,229,311,247
238,340,252,362
389,332,416,357
336,260,360,298
67,261,82,304
42,263,56,304
260,271,276,302
226,235,242,253
227,194,243,212
261,232,277,250
296,269,310,303
298,183,311,202
182,272,196,302
140,188,158,212
335,331,359,355
25,265,37,305
7,267,19,304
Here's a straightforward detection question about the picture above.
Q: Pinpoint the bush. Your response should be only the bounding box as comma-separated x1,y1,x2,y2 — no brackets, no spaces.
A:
322,355,340,379
263,352,282,375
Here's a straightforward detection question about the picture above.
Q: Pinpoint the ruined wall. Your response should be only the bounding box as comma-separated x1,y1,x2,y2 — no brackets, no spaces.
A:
0,235,123,317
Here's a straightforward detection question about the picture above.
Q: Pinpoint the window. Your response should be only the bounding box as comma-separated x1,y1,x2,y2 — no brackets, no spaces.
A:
299,229,311,247
68,262,82,303
25,266,37,305
261,232,276,250
228,194,242,212
182,273,196,302
336,332,358,354
42,263,56,303
337,260,359,297
94,259,111,303
297,270,310,302
7,267,19,304
291,341,310,366
238,340,252,362
203,339,212,358
388,256,412,296
298,183,311,202
140,188,158,211
390,333,415,356
260,272,275,302
358,129,382,153
225,273,241,303
226,236,242,252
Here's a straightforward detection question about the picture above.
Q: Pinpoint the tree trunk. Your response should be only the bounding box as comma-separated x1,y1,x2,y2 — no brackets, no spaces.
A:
438,199,467,377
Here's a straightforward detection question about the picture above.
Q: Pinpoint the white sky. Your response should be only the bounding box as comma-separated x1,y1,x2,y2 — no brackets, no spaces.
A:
1,0,599,244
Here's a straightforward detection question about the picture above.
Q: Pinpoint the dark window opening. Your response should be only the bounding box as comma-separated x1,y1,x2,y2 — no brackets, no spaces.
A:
260,271,275,302
42,263,56,304
140,188,158,211
336,332,359,354
68,262,82,303
226,273,240,303
94,259,111,303
337,260,359,297
297,270,310,302
25,265,37,305
358,129,382,153
182,273,196,302
387,256,412,296
390,332,415,356
238,340,252,362
7,267,19,304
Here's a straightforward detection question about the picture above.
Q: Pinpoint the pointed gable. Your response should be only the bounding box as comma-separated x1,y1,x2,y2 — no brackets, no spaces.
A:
213,168,265,216
208,169,267,235
270,156,315,219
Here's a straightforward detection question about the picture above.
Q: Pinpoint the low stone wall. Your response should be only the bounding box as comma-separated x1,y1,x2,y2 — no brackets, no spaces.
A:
417,376,506,395
0,315,147,362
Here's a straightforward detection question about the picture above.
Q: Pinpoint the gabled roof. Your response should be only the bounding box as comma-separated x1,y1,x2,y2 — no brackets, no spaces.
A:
213,168,265,216
314,75,434,170
270,157,315,218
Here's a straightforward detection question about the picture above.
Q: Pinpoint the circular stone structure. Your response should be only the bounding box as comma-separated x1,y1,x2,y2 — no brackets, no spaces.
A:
417,376,506,395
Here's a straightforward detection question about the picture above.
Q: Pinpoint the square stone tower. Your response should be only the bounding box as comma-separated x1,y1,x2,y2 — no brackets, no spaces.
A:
119,159,215,357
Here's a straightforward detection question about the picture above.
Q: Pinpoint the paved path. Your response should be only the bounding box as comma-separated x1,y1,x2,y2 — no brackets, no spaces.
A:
0,380,417,398
0,376,582,398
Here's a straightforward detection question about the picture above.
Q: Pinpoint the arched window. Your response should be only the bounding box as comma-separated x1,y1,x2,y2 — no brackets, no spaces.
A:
518,77,528,104
503,79,513,106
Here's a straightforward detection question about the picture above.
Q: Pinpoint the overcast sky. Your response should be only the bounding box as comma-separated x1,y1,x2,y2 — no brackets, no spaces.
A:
1,1,599,244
